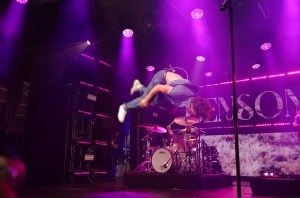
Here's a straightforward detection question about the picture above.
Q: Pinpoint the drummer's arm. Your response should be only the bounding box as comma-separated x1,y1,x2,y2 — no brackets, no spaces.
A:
167,120,175,136
139,84,173,108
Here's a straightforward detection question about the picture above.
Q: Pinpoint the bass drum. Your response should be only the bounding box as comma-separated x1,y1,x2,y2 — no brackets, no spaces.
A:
151,147,181,173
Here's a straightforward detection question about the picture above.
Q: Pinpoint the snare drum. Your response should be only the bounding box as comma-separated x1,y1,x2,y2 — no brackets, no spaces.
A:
151,147,182,173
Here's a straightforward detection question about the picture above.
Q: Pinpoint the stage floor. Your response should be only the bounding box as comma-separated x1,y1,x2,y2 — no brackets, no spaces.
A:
17,177,299,198
123,171,233,189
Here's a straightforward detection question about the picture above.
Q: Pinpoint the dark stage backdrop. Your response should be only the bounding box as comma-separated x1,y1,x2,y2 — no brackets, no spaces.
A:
199,73,300,176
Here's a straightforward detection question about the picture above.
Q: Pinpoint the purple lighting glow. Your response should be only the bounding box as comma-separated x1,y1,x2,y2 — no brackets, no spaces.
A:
16,0,28,4
146,66,155,71
196,56,205,62
191,9,204,19
122,29,134,37
261,42,272,50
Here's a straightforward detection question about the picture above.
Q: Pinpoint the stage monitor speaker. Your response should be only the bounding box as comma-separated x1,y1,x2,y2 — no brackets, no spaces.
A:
249,176,300,196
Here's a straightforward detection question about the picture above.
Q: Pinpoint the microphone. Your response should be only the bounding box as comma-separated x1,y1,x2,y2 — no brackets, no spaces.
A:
165,64,175,73
169,64,175,72
220,0,231,11
162,162,168,168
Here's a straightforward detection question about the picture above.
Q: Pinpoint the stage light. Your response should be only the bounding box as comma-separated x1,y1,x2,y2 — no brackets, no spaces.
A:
123,29,134,37
264,172,269,176
74,171,89,175
261,42,272,50
252,63,261,69
191,9,204,19
146,66,155,71
16,0,28,4
205,72,212,77
86,40,91,45
196,56,205,62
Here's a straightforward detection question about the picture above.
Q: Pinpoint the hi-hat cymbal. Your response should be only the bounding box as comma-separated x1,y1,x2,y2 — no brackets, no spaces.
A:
137,124,167,133
174,116,198,126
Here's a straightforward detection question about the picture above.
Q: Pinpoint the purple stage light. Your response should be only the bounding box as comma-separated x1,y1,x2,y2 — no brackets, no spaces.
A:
205,83,219,87
97,86,110,92
252,63,261,69
268,73,285,78
78,110,92,115
191,9,204,19
86,40,91,45
205,72,212,77
260,42,272,50
94,171,107,175
16,0,28,4
146,65,155,71
96,113,110,119
287,70,300,75
196,56,205,62
74,171,89,175
251,76,267,81
122,29,134,37
236,79,250,83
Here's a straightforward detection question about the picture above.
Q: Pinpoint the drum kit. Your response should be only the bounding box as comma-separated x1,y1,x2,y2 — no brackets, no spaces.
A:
135,116,221,174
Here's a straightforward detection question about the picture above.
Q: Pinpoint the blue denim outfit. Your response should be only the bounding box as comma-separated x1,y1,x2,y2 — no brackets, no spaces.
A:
125,70,200,110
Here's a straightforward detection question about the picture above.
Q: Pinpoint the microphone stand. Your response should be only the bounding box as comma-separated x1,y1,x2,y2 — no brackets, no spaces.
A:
220,1,242,198
162,147,181,172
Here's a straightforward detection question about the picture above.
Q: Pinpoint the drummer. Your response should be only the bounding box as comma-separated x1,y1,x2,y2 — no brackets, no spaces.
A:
166,116,207,153
117,69,212,123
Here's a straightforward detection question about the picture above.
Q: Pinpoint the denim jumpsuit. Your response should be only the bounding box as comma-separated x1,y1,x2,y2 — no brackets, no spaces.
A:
125,70,199,110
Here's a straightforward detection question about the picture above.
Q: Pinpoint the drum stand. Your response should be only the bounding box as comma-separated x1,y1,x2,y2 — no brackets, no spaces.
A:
178,135,199,174
135,130,153,172
200,139,214,174
194,134,202,174
179,131,211,175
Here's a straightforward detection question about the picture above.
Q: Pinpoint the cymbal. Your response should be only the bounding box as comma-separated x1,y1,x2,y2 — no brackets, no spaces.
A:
137,124,167,133
174,116,198,126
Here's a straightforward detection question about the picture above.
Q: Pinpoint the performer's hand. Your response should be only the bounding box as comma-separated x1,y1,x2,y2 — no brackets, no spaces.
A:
139,99,149,108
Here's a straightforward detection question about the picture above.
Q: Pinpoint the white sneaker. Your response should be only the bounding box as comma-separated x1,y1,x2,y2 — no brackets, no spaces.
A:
130,79,143,95
118,104,127,123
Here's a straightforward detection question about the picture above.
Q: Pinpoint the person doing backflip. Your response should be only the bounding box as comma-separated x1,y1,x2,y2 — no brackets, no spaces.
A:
117,69,211,123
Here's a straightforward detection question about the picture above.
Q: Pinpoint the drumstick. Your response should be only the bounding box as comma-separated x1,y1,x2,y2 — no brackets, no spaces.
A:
167,120,175,136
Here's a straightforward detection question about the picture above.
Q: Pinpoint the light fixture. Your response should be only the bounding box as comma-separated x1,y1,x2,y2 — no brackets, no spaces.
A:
86,40,91,45
146,66,155,71
205,72,212,77
196,56,205,62
261,42,272,50
123,29,134,37
191,9,204,19
252,63,261,69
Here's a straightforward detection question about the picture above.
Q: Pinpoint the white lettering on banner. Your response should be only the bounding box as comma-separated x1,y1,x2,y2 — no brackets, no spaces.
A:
284,89,299,117
255,91,283,119
237,94,253,121
206,89,299,123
